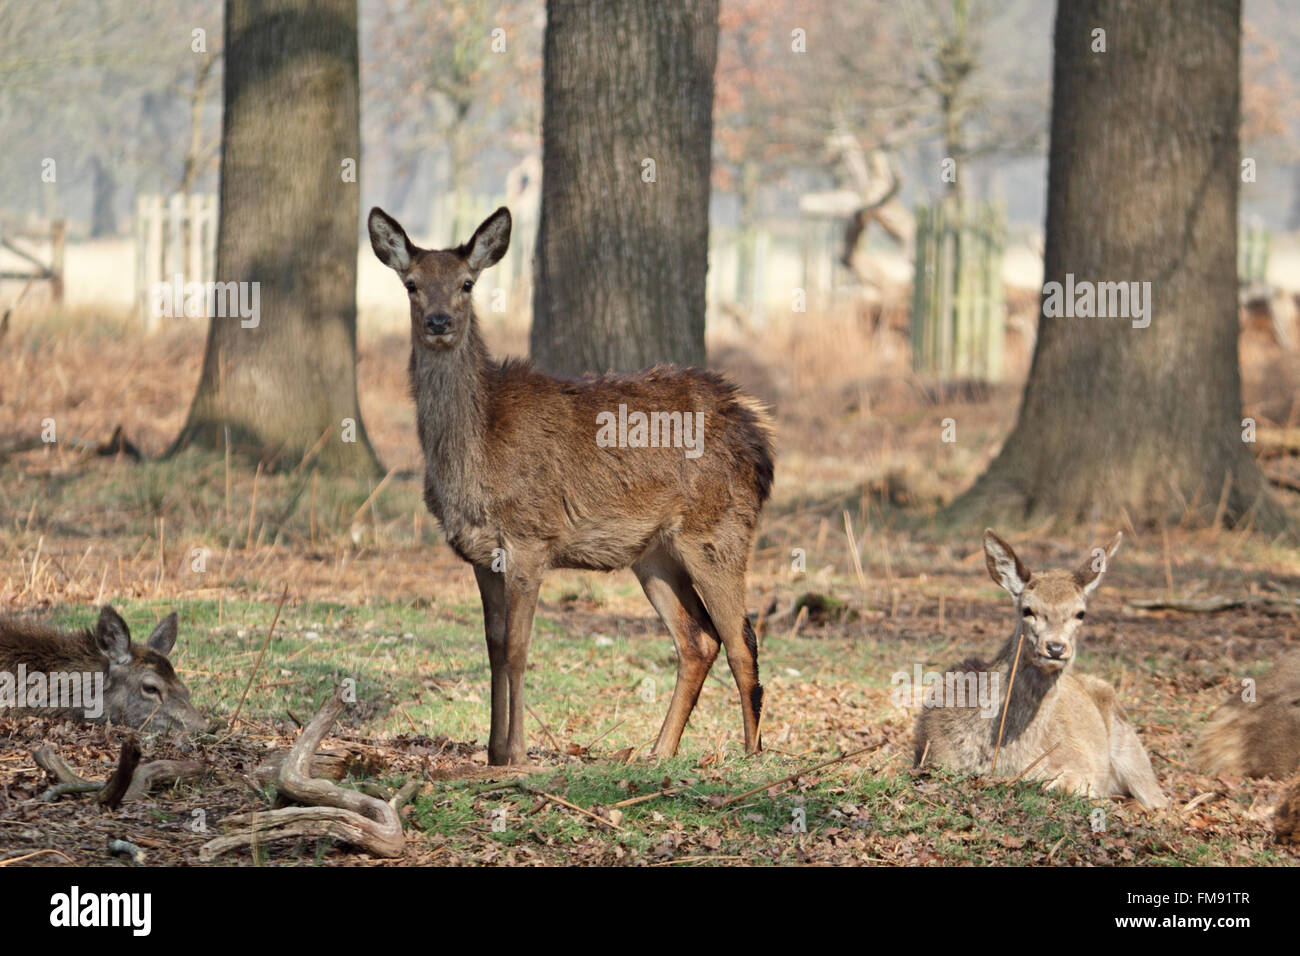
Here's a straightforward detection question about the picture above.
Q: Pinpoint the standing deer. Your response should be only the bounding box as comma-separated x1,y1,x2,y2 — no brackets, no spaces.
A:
0,605,206,732
369,205,774,766
913,530,1168,809
1196,650,1300,779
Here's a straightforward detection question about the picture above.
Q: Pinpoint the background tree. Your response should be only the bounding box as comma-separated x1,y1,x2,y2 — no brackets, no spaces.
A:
364,0,541,239
950,0,1286,531
172,0,381,477
530,0,719,375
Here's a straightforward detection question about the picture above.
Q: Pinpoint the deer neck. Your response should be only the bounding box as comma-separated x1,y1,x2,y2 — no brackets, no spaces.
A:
410,320,492,522
988,620,1064,746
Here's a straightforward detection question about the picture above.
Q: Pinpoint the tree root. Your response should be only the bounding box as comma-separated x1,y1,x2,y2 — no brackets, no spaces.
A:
200,691,406,861
35,743,202,804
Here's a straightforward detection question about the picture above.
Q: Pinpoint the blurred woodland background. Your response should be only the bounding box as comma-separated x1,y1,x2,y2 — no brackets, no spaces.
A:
3,0,1300,866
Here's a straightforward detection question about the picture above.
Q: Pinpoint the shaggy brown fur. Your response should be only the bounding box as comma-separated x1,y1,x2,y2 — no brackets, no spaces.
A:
1197,651,1300,779
0,606,205,732
369,205,775,765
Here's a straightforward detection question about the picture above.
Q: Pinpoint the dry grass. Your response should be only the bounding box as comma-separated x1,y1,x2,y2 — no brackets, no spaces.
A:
3,298,1300,866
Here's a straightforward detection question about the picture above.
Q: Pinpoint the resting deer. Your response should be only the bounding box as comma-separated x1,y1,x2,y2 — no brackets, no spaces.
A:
0,606,206,733
1196,650,1300,779
913,530,1168,809
368,206,775,765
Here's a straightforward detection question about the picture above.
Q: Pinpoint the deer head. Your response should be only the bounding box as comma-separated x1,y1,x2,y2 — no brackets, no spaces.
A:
983,529,1122,673
94,606,207,733
368,206,511,352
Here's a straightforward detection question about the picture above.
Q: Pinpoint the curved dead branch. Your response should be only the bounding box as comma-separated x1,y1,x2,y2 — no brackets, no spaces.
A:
201,691,405,861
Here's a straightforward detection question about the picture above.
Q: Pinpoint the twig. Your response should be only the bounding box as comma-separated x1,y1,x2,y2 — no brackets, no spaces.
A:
0,849,74,866
537,791,624,831
990,630,1025,776
1006,740,1061,786
227,585,289,729
611,784,687,809
525,703,561,754
717,744,876,807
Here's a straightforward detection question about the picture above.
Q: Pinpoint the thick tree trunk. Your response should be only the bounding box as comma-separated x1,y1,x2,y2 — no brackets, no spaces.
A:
530,0,718,376
172,0,381,478
949,0,1285,532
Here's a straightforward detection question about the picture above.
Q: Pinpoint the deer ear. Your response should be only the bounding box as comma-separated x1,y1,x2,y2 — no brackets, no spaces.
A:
984,529,1030,598
94,606,132,666
368,207,414,272
146,612,179,657
1075,532,1122,596
462,207,511,273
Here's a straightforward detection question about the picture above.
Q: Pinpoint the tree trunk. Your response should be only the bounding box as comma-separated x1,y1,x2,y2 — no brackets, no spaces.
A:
530,0,718,376
89,155,117,238
172,0,381,478
949,0,1285,532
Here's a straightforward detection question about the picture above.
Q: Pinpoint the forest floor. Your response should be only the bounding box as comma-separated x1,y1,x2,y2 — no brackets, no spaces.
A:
2,303,1300,866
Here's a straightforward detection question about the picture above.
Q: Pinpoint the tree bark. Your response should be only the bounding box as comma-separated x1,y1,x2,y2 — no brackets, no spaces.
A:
530,0,718,376
949,0,1286,532
172,0,381,478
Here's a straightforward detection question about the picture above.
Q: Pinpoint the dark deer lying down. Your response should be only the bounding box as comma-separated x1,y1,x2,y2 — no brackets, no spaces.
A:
369,205,775,765
0,606,206,733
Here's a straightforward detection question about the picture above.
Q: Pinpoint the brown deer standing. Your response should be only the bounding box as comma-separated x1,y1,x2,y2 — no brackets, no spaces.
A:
369,206,774,765
0,605,206,732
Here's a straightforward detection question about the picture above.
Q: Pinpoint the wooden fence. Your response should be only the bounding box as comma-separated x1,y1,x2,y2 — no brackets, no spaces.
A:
1239,219,1271,287
0,218,65,307
911,199,1005,382
134,193,217,329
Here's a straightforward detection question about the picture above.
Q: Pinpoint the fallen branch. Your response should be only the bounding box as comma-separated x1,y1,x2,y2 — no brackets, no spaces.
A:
123,759,203,801
1124,594,1300,616
715,744,877,808
95,739,141,809
536,790,624,831
34,744,202,804
201,691,405,861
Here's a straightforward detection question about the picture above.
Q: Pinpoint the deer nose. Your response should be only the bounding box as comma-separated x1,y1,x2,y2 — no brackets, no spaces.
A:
424,312,452,335
1044,642,1067,658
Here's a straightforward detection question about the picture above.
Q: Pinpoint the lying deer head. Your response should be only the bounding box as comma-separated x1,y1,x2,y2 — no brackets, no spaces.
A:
367,206,512,352
983,529,1122,673
95,606,207,733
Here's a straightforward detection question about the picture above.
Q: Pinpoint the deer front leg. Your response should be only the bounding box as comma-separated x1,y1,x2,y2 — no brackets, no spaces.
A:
473,564,509,765
503,570,541,765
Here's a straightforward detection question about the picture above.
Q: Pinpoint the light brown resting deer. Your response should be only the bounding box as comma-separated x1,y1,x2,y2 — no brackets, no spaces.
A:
1196,650,1300,779
913,530,1168,809
368,205,774,765
0,605,206,733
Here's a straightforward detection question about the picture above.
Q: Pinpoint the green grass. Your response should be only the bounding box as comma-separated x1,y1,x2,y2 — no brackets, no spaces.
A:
27,593,1289,866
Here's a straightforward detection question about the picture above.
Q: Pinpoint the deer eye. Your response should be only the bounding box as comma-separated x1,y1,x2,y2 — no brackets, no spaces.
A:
1021,607,1035,618
1075,611,1086,620
462,280,474,293
142,683,162,698
404,281,417,294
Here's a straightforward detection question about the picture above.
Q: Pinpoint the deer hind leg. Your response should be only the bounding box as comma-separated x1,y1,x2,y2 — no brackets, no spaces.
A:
473,564,510,765
634,545,721,758
676,544,763,755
